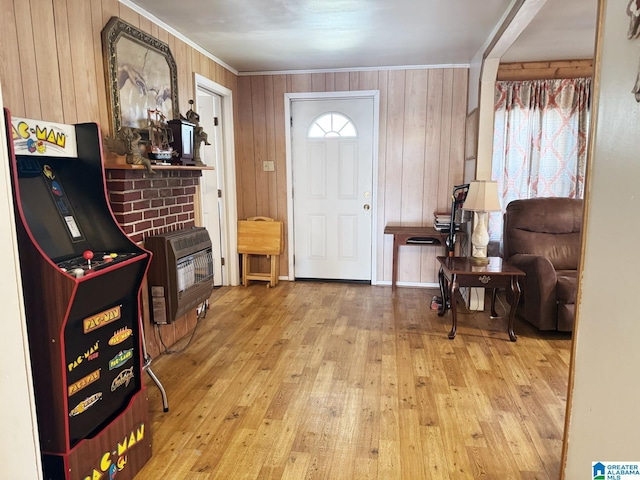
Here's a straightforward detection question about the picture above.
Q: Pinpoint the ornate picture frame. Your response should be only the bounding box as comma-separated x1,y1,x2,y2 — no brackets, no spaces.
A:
101,16,179,132
464,108,478,160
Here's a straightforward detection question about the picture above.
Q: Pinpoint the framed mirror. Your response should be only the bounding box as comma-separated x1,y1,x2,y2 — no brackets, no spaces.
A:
101,16,179,133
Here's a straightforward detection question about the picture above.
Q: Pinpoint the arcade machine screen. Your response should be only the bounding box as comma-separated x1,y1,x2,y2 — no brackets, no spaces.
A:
15,155,138,274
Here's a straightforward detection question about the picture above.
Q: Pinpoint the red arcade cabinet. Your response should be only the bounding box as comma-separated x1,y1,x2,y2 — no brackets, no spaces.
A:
4,109,152,480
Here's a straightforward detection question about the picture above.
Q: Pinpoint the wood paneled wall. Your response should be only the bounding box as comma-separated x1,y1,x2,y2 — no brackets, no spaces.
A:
0,0,237,356
236,68,468,285
0,0,236,134
1,1,467,297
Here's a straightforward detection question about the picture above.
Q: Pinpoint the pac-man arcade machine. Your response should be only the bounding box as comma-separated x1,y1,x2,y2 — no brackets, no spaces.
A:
4,109,152,480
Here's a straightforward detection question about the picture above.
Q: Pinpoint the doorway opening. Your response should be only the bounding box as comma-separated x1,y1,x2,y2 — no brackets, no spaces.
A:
194,74,239,286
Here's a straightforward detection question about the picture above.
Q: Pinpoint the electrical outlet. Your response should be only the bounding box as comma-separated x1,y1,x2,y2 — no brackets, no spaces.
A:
263,160,275,172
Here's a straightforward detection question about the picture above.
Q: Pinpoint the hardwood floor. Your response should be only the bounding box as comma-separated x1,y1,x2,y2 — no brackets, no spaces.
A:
135,282,572,479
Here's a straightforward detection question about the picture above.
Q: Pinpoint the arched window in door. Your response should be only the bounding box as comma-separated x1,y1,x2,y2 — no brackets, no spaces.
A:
307,112,357,138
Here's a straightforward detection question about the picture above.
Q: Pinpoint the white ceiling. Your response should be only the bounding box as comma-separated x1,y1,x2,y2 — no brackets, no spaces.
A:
125,0,598,74
501,0,598,63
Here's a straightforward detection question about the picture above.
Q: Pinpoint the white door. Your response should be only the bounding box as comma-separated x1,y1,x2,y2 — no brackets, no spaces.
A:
291,98,374,281
198,90,224,286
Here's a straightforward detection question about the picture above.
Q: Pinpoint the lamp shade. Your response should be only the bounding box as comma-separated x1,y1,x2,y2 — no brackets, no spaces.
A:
462,180,501,212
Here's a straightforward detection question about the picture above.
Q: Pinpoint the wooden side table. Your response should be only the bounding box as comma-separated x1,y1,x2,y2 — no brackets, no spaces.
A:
436,256,525,341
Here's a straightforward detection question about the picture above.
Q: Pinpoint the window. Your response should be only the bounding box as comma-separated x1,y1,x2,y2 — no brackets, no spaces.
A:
307,112,357,138
489,77,591,242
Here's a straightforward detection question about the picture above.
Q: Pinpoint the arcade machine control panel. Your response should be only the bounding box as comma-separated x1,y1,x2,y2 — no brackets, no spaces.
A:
57,250,139,278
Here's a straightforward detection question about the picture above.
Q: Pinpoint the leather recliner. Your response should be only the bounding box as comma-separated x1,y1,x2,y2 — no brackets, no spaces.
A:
503,197,583,332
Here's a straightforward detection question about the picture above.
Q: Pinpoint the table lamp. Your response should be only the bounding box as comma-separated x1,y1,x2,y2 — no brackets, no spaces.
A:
462,180,501,265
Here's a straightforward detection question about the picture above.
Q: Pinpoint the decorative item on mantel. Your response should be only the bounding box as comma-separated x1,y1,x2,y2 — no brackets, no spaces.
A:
146,108,175,163
184,99,211,166
103,126,154,173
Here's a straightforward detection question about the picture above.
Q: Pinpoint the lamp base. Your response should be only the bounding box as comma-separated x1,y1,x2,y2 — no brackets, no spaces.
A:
469,255,490,266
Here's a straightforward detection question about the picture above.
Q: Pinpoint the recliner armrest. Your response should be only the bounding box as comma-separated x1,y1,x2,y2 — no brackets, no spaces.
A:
508,254,556,282
508,253,559,330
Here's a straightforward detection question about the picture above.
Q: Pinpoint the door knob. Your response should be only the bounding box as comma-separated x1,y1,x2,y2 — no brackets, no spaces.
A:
363,204,370,210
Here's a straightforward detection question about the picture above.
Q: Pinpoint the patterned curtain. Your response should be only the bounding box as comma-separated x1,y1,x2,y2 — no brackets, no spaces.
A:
489,77,591,241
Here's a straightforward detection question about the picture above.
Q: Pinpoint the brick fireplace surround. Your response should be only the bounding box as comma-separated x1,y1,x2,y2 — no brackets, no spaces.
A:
105,167,203,358
105,168,201,244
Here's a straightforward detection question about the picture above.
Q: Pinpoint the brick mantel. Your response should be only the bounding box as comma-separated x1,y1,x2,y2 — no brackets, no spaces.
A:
105,169,201,243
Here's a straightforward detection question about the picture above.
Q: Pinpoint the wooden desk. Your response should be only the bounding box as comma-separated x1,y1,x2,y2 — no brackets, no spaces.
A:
384,225,450,292
436,256,525,341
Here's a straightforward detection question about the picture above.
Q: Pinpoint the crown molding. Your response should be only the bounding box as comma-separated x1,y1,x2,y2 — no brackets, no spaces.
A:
238,63,470,76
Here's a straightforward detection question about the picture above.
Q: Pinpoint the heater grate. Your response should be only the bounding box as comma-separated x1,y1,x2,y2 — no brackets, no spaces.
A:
177,249,214,295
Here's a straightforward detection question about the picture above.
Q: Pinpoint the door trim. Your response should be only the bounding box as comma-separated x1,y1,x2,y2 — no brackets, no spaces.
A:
194,73,239,286
285,90,380,285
